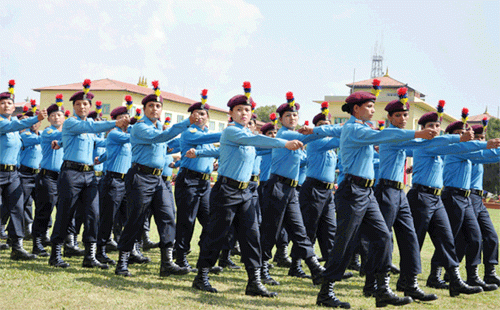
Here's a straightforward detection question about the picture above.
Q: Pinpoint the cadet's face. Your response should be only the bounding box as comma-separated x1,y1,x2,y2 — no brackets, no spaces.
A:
316,120,331,126
49,111,65,128
144,101,163,120
0,99,15,115
192,109,209,128
387,111,409,129
280,111,299,129
354,101,375,121
229,104,252,126
475,133,485,141
424,122,441,131
73,100,91,118
247,120,257,132
265,130,277,138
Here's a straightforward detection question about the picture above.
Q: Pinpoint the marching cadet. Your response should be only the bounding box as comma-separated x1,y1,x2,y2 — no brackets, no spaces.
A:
174,89,221,273
438,119,498,292
31,96,66,256
291,103,338,279
49,79,126,269
95,105,132,266
0,80,47,260
460,123,500,286
375,95,468,302
407,109,499,296
114,81,195,277
18,103,42,239
260,92,329,287
302,81,438,308
189,86,302,297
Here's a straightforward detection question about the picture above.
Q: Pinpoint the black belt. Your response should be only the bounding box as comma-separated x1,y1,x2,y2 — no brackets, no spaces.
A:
162,175,173,182
185,168,210,181
307,177,335,190
62,161,94,172
470,189,484,197
275,174,299,188
19,165,40,175
95,171,103,177
0,164,17,172
221,176,249,190
345,174,375,188
133,163,162,176
444,186,471,198
379,178,405,190
250,174,260,182
414,184,442,196
41,168,59,179
108,171,126,180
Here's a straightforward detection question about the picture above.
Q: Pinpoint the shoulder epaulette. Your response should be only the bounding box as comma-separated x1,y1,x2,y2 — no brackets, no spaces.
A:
190,128,198,133
47,129,53,134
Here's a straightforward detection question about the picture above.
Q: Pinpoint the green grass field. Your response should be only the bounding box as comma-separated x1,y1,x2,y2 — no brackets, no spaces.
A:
1,209,499,309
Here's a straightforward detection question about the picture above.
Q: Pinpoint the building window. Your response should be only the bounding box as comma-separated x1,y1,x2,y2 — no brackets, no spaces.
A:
177,115,184,123
209,121,215,131
334,117,349,124
102,104,110,115
219,123,225,132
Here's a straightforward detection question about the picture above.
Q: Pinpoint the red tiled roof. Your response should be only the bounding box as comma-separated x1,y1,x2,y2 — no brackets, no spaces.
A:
14,101,29,108
469,112,495,122
33,78,228,113
346,76,407,88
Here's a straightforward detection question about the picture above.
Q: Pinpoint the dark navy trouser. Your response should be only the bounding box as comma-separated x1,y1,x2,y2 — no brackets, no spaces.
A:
375,184,422,276
32,171,58,238
323,180,391,281
97,173,126,245
407,187,459,269
19,170,37,225
117,165,176,252
0,170,25,238
258,181,288,247
197,180,261,269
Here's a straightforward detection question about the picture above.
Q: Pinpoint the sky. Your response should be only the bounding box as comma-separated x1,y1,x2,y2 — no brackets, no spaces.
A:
0,0,499,124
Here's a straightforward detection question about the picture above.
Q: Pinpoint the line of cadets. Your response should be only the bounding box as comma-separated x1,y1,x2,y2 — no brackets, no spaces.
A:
0,78,499,308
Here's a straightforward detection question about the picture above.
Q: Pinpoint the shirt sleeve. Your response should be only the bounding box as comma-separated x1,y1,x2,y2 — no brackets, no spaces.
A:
280,129,325,144
350,126,415,146
98,152,107,163
0,116,39,133
195,146,220,158
313,137,340,152
225,127,287,148
312,124,343,138
425,140,487,156
396,134,461,149
132,119,191,144
21,132,41,147
108,129,130,144
63,118,116,134
183,130,221,145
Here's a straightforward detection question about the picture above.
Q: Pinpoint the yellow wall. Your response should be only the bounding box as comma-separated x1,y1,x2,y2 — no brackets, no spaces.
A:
37,90,228,131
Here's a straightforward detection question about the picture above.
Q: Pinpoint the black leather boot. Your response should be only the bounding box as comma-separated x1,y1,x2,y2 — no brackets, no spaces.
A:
261,260,280,285
273,245,292,268
106,238,118,252
129,242,151,264
82,243,109,269
96,245,116,265
49,243,70,268
209,265,223,274
404,274,438,301
218,249,241,269
426,266,448,289
484,264,500,286
305,255,325,285
192,267,217,293
363,274,377,297
447,266,483,297
231,241,241,256
396,275,406,292
160,247,190,277
142,230,159,251
245,267,278,297
348,253,361,271
0,242,8,250
390,264,400,275
11,238,37,260
466,265,498,291
175,251,197,272
316,278,351,308
115,251,131,276
32,236,49,257
375,273,413,307
64,234,84,257
288,258,311,279
41,229,51,247
0,224,7,239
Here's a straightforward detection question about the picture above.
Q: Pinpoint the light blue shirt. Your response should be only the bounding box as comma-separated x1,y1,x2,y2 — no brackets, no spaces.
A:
259,150,273,182
0,115,39,165
40,125,64,172
104,127,131,174
218,123,287,182
306,137,340,183
179,124,221,174
62,115,116,165
20,130,42,169
131,117,191,169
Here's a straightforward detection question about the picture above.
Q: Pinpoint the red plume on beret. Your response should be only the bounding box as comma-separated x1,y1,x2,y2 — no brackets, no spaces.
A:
397,87,407,96
166,116,171,122
243,81,251,89
83,79,91,87
30,99,36,107
286,92,294,101
321,101,329,109
135,108,141,115
201,89,208,97
56,94,63,100
125,95,132,102
304,120,309,126
372,79,381,87
378,120,385,126
23,105,29,112
152,80,159,89
438,100,445,108
64,110,71,116
8,80,15,87
270,113,276,121
461,108,469,116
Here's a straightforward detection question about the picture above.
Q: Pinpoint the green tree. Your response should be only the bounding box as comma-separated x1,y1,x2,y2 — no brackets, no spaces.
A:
484,117,500,195
254,105,277,123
